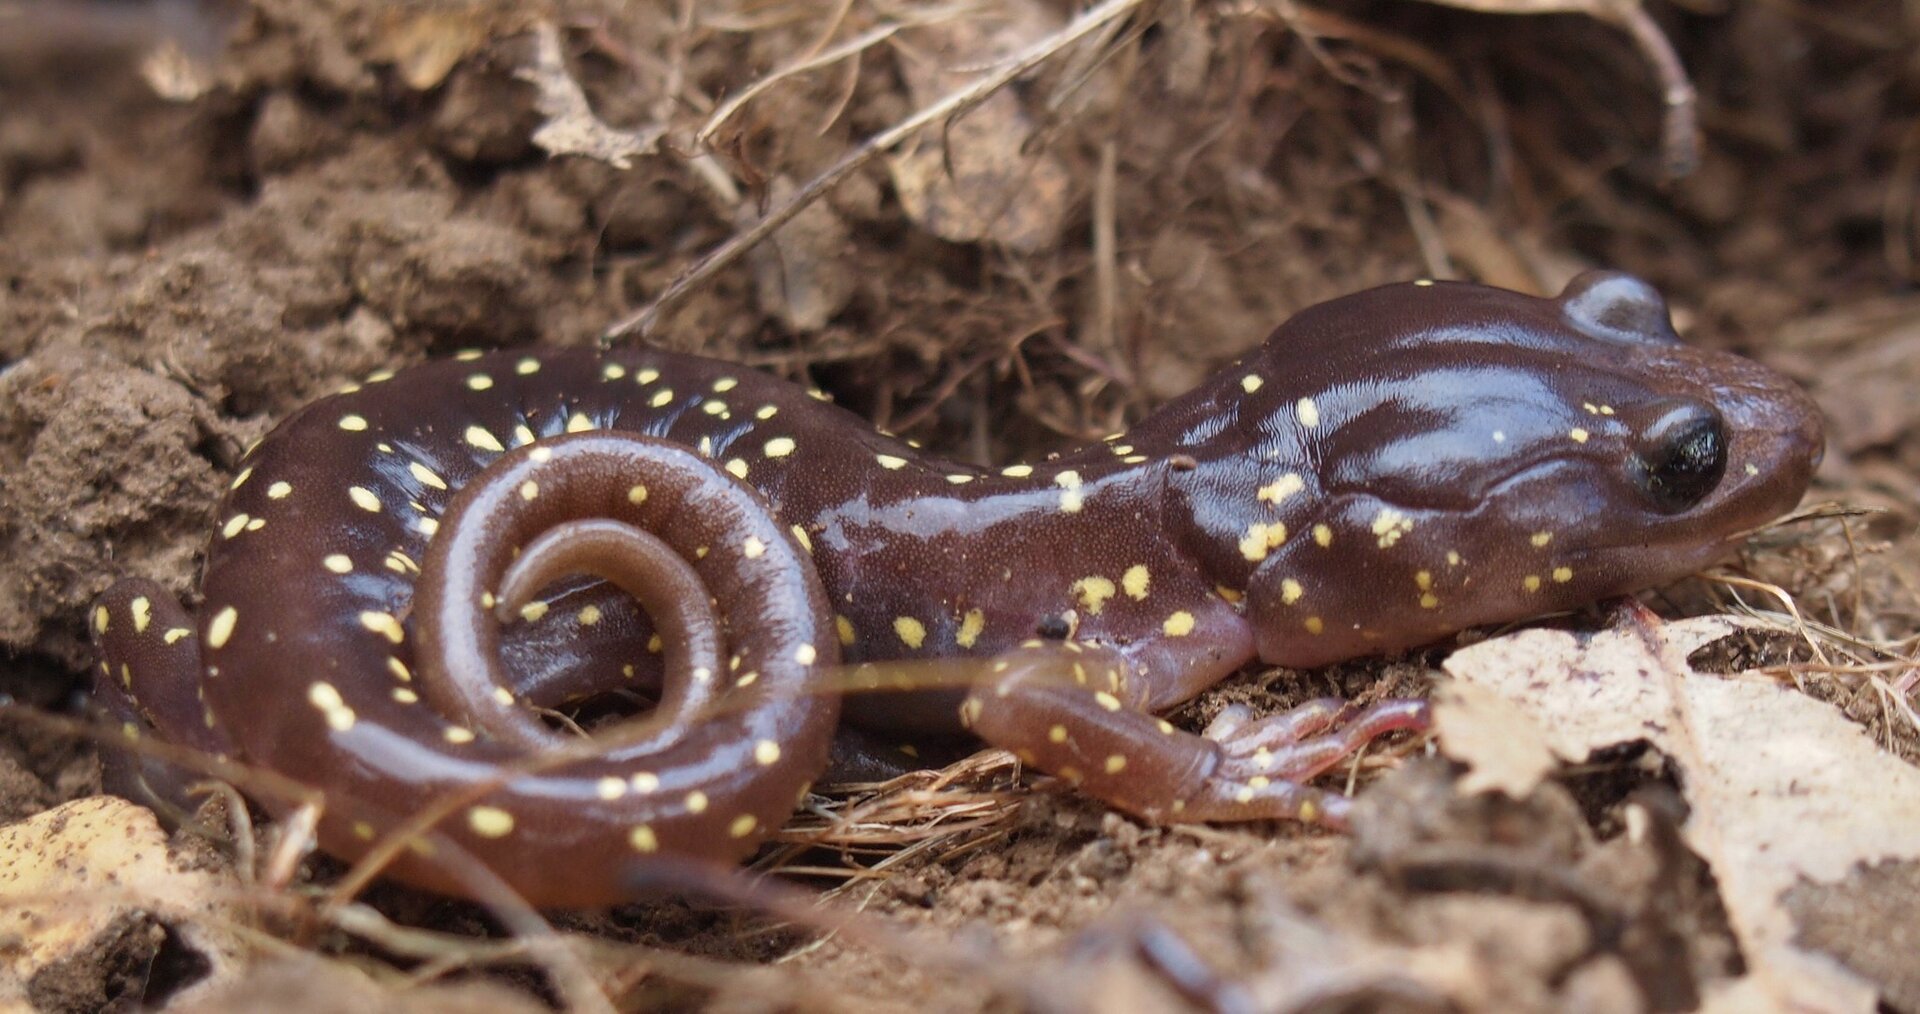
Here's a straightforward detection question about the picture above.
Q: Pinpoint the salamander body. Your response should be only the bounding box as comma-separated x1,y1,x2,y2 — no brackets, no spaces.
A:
91,272,1823,906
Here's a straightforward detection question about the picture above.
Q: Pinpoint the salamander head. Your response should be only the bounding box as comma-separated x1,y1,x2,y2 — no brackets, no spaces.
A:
1166,271,1824,667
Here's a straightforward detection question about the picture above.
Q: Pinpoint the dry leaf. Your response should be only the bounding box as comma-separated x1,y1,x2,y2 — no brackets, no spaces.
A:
370,9,491,91
0,796,244,1007
1431,679,1556,797
747,176,856,332
516,21,661,170
888,2,1074,252
1442,615,1920,1012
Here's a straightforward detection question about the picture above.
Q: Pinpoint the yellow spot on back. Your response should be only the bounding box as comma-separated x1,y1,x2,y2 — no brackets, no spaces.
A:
755,405,778,420
578,604,603,626
465,425,505,452
631,772,660,793
1241,374,1264,393
725,459,749,479
306,681,356,732
684,790,709,814
1523,575,1542,592
1313,523,1333,547
349,486,381,513
163,627,191,645
596,776,626,800
408,462,447,490
602,363,626,380
1071,576,1116,615
876,454,907,470
835,615,856,646
627,484,648,504
127,597,151,634
1569,427,1590,443
444,726,475,744
743,536,767,559
649,388,674,408
795,644,818,665
266,481,293,500
1094,691,1122,711
519,480,539,501
765,437,796,458
1552,566,1574,583
467,374,493,391
467,806,514,838
728,814,758,838
1163,611,1196,636
516,357,540,375
566,413,594,433
755,740,782,766
1530,531,1553,548
519,601,549,622
630,826,659,852
207,606,238,649
1280,579,1304,605
1304,616,1324,635
222,514,250,539
1297,398,1321,428
1419,593,1439,609
338,415,368,432
1120,565,1151,600
324,554,353,574
894,616,927,649
1258,473,1304,504
1001,464,1033,477
359,611,405,644
956,608,985,648
230,466,254,491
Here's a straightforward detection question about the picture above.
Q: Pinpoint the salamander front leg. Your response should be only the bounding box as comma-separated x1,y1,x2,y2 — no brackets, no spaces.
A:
961,643,1428,828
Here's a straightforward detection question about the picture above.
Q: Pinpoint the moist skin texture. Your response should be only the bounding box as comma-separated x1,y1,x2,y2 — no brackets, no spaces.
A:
89,272,1824,907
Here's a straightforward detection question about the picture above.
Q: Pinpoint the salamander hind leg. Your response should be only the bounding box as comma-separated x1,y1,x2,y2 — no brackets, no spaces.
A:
962,642,1428,828
89,578,232,816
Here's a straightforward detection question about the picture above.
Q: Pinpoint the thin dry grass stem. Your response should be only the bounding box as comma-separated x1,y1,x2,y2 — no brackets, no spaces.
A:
1705,573,1830,667
605,0,1157,343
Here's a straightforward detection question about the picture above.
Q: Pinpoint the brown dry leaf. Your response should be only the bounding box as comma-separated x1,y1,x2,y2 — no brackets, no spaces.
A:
888,1,1075,252
1430,679,1556,797
516,21,661,170
1441,615,1920,1011
0,796,245,1006
370,9,493,91
747,176,856,332
1774,296,1920,454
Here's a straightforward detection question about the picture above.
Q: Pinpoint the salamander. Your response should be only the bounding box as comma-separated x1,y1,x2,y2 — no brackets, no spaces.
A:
89,272,1823,907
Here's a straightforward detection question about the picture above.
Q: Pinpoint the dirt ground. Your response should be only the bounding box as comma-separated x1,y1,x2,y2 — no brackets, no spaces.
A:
2,0,1918,1011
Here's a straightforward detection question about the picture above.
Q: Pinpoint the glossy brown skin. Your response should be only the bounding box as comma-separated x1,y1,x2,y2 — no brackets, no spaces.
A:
90,272,1823,907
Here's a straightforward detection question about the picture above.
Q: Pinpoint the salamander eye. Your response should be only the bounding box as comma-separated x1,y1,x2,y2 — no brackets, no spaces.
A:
1632,402,1727,513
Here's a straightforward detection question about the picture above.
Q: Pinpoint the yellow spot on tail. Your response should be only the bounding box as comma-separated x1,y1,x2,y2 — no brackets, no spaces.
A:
1304,616,1324,635
756,405,778,420
1523,575,1542,592
729,814,758,838
765,437,796,458
163,627,191,645
444,727,475,744
791,524,812,552
465,425,505,452
649,388,674,407
338,415,368,431
1419,593,1439,609
1371,508,1413,548
230,466,253,491
578,605,602,626
566,413,594,433
1163,611,1196,636
684,791,709,814
1241,374,1264,393
306,681,356,732
1239,521,1287,561
627,484,648,505
743,536,766,559
956,608,985,648
466,374,493,391
126,597,153,634
519,601,549,622
1569,427,1590,443
1071,576,1116,615
754,740,781,766
266,481,293,500
529,446,552,463
835,615,857,646
1280,579,1304,605
1313,523,1333,547
1530,531,1553,548
1257,473,1304,504
631,772,660,793
1001,464,1033,477
725,459,748,479
519,480,539,501
349,486,381,513
1297,397,1321,427
93,604,111,635
1094,691,1122,711
1552,566,1574,583
630,826,659,852
324,554,353,574
894,616,927,649
1048,725,1068,743
467,806,514,838
207,606,238,649
596,777,626,800
876,454,907,470
795,644,817,665
602,363,626,380
1122,565,1150,600
516,357,541,375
